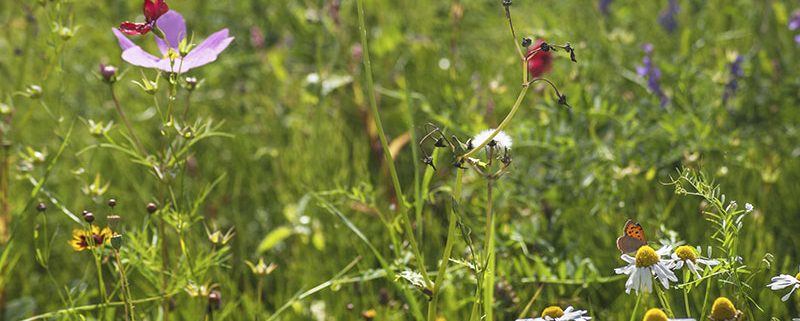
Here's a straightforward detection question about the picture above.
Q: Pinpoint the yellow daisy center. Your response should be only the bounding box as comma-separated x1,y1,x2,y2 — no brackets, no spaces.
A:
675,245,698,262
710,297,737,320
795,272,800,281
541,306,564,318
635,245,659,267
642,308,668,321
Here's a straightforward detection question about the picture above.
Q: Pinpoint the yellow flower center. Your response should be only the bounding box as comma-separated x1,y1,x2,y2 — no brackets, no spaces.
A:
675,245,698,262
165,48,180,60
541,306,564,318
710,297,737,320
795,272,800,281
635,246,659,267
642,308,668,321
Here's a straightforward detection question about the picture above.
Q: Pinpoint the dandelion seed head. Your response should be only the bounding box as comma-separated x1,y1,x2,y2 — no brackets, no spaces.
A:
710,297,737,321
635,246,659,267
675,245,697,262
642,308,668,321
472,129,513,151
541,306,564,318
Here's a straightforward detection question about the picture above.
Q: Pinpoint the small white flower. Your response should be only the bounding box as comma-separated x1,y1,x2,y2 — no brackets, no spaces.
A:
516,305,591,321
471,128,512,152
744,203,753,213
767,268,800,302
615,245,677,295
671,245,719,278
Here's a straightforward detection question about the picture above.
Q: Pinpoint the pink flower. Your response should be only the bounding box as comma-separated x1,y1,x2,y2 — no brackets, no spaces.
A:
113,11,234,73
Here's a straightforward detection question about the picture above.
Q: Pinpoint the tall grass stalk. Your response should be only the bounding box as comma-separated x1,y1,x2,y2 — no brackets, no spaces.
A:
427,169,464,321
354,0,431,288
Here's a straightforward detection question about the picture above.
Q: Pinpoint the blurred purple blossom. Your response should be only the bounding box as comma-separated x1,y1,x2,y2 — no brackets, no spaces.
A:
723,55,744,104
791,11,800,45
112,10,234,73
636,43,669,107
789,11,800,31
658,0,680,33
599,0,612,15
250,26,265,49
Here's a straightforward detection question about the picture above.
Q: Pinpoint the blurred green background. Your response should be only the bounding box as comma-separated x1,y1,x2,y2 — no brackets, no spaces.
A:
1,0,800,320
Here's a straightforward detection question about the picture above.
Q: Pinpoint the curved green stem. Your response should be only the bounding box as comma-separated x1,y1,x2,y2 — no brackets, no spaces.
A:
355,0,431,288
461,86,529,160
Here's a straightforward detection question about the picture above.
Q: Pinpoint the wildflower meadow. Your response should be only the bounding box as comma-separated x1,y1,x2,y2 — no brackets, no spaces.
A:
2,0,800,320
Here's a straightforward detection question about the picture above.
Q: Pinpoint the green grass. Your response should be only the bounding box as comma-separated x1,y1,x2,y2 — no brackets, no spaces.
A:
1,0,800,320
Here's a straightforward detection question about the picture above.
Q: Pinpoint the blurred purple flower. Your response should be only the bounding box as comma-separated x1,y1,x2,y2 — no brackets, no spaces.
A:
636,43,668,107
789,11,800,31
658,0,680,33
112,10,234,73
599,0,612,15
790,11,800,45
723,55,744,103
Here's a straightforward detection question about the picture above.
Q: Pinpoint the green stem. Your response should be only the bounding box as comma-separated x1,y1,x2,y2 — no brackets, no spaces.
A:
482,178,496,321
109,85,145,154
700,274,711,321
426,169,464,321
114,250,136,321
354,0,431,288
461,86,529,160
683,270,691,318
21,294,171,321
655,283,673,317
629,294,642,321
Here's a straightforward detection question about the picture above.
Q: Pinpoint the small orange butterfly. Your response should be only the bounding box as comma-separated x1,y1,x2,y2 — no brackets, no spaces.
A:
616,219,648,254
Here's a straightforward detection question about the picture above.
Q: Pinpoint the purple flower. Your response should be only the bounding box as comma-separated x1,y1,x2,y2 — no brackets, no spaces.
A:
637,43,668,107
657,0,680,33
112,10,234,73
723,55,744,103
599,0,612,15
789,10,800,31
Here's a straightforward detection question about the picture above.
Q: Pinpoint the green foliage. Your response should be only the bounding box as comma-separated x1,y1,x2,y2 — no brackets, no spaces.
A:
0,0,799,320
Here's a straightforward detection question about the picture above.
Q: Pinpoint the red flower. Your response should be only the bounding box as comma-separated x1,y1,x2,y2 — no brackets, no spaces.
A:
526,39,553,78
119,0,169,36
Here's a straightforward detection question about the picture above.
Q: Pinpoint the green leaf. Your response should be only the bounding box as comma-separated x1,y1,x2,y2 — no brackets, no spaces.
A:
257,226,294,253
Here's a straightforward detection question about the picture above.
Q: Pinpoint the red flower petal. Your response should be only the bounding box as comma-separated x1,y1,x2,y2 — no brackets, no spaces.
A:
526,39,553,78
119,22,152,36
143,0,169,23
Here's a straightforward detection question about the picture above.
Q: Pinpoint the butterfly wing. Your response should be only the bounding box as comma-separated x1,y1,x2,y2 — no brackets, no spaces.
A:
616,220,648,254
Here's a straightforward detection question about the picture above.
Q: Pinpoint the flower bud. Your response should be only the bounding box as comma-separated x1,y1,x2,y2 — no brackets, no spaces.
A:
83,211,95,223
146,202,158,214
99,64,118,84
208,290,222,310
111,234,123,249
25,85,43,99
108,198,117,208
36,202,47,212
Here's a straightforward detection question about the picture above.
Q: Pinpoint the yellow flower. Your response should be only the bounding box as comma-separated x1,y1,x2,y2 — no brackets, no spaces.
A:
642,308,667,321
542,306,565,318
710,297,741,321
70,226,112,251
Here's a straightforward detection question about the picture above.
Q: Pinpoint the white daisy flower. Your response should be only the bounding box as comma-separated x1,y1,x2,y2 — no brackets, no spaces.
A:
471,128,512,153
671,245,719,278
744,203,753,213
642,308,696,321
614,245,677,295
766,267,800,302
516,305,591,321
